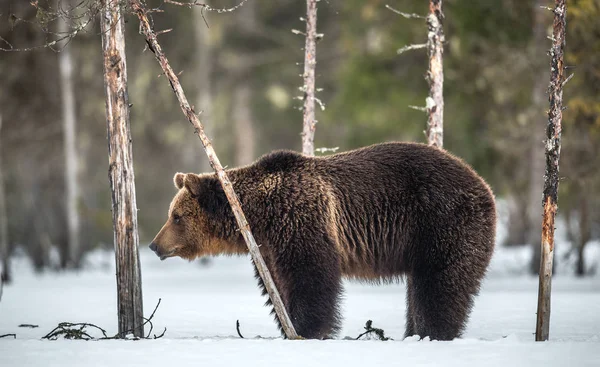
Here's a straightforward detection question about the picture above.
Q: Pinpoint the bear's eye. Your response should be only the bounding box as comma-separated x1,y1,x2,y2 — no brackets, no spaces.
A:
173,214,181,224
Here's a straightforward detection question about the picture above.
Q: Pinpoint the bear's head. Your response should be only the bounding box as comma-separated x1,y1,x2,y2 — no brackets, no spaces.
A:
149,172,240,261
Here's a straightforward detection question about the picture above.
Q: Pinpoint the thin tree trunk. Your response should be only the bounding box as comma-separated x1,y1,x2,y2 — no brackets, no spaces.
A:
100,0,144,338
426,0,444,148
58,0,81,268
130,0,298,339
0,115,10,284
576,195,589,276
535,0,567,342
302,0,318,156
529,0,549,274
193,5,213,172
234,84,256,166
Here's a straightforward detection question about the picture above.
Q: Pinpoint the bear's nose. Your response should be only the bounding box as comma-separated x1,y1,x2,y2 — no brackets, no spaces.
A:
149,242,158,252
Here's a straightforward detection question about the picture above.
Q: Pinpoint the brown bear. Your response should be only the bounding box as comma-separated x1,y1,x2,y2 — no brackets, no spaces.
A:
149,142,496,340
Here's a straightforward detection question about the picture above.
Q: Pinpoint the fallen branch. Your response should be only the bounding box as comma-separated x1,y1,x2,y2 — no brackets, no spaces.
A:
42,298,165,340
355,320,391,341
18,324,39,328
236,320,244,338
130,0,299,340
0,334,16,339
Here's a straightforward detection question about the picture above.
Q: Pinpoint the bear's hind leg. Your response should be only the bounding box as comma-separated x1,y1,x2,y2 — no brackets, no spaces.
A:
404,276,417,338
409,268,480,341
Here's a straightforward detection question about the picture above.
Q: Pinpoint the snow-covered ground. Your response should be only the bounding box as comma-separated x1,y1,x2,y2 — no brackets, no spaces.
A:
1,244,600,367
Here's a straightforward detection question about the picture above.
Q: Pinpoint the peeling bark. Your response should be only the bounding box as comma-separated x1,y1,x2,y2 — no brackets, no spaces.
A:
535,0,567,342
100,0,144,338
302,0,317,156
130,0,298,339
426,0,444,148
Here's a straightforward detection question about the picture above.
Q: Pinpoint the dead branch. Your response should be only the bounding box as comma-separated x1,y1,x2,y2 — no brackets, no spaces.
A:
164,0,249,13
0,334,16,339
18,324,39,328
385,4,424,19
397,43,426,55
355,320,391,341
129,0,299,340
236,320,244,338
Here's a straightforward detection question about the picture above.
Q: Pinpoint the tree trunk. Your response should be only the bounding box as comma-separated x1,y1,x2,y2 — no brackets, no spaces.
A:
193,5,213,172
234,84,256,166
130,0,298,339
426,0,444,148
302,0,318,156
529,0,550,275
100,0,144,338
535,0,567,342
0,115,10,284
58,0,81,269
576,195,590,277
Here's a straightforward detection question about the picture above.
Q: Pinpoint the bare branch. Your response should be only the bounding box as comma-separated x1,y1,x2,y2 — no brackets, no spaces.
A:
397,43,426,55
385,4,425,19
164,0,250,13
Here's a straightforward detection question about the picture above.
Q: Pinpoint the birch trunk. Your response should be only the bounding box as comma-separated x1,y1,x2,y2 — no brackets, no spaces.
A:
58,0,81,268
0,115,9,284
100,0,144,338
426,0,444,148
535,0,567,342
302,0,318,156
130,0,298,339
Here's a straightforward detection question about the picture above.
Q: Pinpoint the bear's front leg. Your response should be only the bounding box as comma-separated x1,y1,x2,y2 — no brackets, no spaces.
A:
259,235,343,340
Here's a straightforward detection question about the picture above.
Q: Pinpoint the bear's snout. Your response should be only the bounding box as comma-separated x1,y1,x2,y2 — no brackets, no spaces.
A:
149,242,158,252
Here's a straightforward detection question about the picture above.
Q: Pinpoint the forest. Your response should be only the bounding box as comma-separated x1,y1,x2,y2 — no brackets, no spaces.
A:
0,1,599,282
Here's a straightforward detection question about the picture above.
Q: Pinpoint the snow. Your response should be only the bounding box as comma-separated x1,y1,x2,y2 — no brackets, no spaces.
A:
1,245,600,367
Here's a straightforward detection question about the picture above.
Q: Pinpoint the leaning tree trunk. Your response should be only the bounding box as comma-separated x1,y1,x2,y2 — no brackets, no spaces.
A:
100,0,144,338
301,0,318,156
58,0,81,269
426,0,444,148
535,0,567,342
0,115,10,284
130,0,298,339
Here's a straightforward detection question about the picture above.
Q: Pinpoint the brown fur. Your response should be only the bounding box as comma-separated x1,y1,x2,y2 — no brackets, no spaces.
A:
150,142,496,340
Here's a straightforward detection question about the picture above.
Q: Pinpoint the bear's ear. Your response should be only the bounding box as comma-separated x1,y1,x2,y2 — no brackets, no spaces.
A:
183,173,203,198
174,172,185,190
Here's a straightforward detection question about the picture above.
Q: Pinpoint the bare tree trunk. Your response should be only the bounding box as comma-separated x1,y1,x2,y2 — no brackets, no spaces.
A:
100,0,144,338
58,0,81,268
535,0,567,342
529,0,550,274
0,115,10,284
131,0,298,339
193,5,213,172
426,0,444,148
234,84,256,166
576,195,590,276
302,0,318,156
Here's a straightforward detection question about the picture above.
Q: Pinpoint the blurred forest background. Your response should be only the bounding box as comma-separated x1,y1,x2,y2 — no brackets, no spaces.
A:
0,0,598,277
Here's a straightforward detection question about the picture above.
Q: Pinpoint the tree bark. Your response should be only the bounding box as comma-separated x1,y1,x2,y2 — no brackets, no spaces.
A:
301,0,318,156
100,0,144,338
0,115,10,284
58,0,81,268
426,0,444,148
535,0,567,342
529,0,550,274
130,0,298,339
